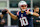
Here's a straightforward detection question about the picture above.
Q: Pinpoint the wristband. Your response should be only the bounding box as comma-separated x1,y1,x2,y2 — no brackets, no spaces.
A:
31,12,33,15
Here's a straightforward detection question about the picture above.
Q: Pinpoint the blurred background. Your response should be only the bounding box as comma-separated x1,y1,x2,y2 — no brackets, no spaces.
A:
0,0,40,27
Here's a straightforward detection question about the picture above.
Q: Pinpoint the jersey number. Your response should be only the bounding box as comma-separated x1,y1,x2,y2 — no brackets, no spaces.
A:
20,17,28,26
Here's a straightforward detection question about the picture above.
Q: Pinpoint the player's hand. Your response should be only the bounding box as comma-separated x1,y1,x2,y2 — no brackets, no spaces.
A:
5,9,10,13
26,11,31,15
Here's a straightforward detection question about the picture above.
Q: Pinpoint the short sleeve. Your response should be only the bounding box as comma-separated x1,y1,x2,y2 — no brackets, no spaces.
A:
16,11,19,16
29,9,33,13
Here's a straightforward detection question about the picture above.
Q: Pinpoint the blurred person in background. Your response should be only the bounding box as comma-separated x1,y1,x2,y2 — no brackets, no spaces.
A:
6,1,39,27
33,6,39,27
33,6,39,22
0,9,7,27
34,6,39,13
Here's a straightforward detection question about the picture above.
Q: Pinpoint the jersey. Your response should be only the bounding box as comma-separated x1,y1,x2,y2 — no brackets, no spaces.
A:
17,9,33,27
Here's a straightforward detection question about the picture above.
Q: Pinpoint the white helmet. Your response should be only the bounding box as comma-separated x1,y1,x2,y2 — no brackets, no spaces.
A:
18,1,27,7
18,1,27,11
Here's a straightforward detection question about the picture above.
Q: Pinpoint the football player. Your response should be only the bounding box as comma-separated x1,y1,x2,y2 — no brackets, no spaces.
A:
6,1,39,27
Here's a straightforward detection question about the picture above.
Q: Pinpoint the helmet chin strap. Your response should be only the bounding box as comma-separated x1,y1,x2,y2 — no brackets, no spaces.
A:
20,7,27,11
21,9,27,11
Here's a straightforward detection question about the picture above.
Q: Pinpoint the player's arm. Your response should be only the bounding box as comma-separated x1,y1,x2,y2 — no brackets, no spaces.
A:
29,12,39,17
26,11,39,17
8,12,18,20
6,9,18,20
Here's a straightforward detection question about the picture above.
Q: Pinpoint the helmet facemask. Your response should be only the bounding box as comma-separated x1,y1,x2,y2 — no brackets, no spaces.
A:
18,1,27,11
20,5,27,11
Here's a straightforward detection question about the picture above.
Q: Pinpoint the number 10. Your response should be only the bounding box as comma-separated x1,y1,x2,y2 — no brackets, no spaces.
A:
20,17,28,26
